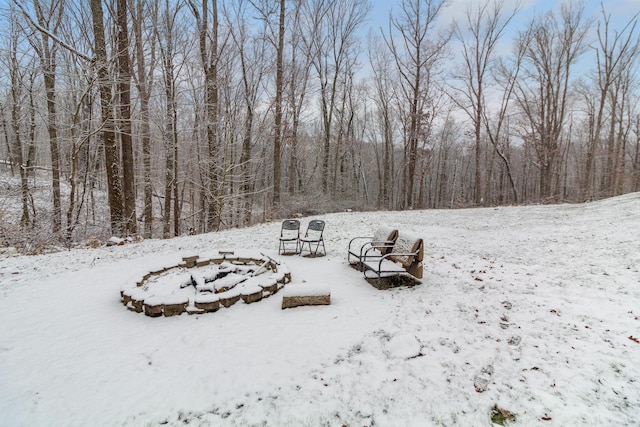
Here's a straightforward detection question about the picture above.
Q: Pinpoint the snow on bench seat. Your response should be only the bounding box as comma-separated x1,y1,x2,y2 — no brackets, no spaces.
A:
363,259,409,277
360,231,424,289
282,284,331,309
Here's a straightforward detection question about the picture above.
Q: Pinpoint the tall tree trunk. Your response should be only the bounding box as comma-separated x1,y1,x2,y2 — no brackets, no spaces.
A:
273,0,285,207
132,0,157,238
9,37,31,228
91,0,125,235
159,0,180,237
32,0,63,234
117,0,137,235
191,0,221,231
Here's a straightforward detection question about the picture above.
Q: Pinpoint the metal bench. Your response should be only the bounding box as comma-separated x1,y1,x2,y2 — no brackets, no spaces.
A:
360,231,424,288
347,226,398,270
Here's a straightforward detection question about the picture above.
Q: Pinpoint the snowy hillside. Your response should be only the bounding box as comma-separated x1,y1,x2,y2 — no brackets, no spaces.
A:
1,194,639,426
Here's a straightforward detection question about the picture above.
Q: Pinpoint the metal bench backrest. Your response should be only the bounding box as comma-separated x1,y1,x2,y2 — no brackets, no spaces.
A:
372,227,398,255
389,232,424,267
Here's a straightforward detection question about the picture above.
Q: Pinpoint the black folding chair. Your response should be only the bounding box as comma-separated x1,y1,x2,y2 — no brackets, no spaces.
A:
299,219,326,257
278,219,301,255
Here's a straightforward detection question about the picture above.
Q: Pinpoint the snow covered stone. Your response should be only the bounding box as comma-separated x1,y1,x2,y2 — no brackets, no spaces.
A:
143,296,164,317
270,271,286,283
259,278,278,294
218,289,242,308
241,286,263,304
161,295,189,317
122,254,289,317
194,293,220,313
181,255,199,268
127,288,147,313
281,284,330,309
191,270,206,287
120,285,138,305
213,272,246,292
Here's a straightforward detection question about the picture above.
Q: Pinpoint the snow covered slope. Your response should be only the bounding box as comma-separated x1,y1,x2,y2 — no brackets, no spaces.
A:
1,194,639,426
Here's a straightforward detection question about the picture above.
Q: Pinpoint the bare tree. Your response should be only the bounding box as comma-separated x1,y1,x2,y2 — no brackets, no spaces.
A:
6,15,32,227
484,45,526,204
131,0,158,238
284,1,314,197
157,0,185,237
116,0,137,234
227,0,267,225
189,0,223,231
514,2,589,201
583,7,640,199
272,0,285,207
303,0,370,195
25,0,64,234
384,0,449,208
451,0,518,205
90,0,125,235
368,33,397,208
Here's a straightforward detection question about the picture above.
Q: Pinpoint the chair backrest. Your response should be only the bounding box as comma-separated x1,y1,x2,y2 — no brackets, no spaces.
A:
373,227,398,255
281,219,300,237
305,219,325,235
391,232,424,267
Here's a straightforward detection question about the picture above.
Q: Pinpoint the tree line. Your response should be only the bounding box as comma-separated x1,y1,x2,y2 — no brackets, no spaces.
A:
1,0,639,248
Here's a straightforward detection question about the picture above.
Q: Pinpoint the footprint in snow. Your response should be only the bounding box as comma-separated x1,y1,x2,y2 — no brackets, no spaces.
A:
508,335,522,361
473,364,494,393
386,334,422,359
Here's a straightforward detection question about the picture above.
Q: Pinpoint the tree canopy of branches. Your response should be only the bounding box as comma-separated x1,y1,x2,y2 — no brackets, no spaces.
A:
1,0,639,250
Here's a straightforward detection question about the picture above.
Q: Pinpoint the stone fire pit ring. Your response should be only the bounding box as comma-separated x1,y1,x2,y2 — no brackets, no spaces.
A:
120,251,290,317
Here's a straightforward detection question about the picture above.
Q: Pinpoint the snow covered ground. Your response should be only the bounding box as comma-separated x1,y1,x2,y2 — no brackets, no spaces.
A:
0,194,639,426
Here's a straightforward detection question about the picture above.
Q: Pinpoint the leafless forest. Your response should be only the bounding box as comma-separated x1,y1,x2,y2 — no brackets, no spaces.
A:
1,0,639,250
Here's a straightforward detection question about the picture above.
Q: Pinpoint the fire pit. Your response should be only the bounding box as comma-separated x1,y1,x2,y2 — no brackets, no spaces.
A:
120,251,290,317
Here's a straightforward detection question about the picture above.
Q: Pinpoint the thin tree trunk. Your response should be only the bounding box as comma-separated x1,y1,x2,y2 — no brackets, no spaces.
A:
133,0,156,238
9,54,31,227
273,0,285,207
117,0,137,235
32,0,63,235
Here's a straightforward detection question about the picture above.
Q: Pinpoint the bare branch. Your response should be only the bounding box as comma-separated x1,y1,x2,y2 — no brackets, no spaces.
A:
12,0,93,62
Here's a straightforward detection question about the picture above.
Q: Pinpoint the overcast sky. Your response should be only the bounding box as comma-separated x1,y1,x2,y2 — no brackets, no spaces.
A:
369,0,639,37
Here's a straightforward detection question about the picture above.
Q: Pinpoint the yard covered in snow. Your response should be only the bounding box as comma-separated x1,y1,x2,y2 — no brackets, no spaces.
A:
0,193,639,426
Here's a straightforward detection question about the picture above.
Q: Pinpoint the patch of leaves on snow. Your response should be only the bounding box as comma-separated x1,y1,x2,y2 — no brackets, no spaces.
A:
490,404,516,425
